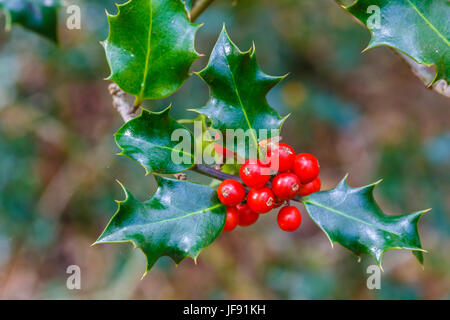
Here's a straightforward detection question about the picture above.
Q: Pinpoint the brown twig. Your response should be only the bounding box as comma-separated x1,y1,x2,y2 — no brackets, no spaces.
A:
190,0,215,22
192,164,303,202
109,83,140,122
396,51,450,98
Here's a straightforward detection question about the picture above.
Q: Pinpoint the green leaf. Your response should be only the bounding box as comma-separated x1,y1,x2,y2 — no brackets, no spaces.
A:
345,0,450,84
0,0,61,42
115,106,195,174
104,0,200,104
95,176,226,274
192,26,288,159
303,176,428,268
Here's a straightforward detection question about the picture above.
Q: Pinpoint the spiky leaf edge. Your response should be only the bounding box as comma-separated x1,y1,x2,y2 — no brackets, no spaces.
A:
303,175,430,270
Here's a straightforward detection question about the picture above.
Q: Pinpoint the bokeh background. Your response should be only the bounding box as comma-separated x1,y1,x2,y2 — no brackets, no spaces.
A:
0,0,449,299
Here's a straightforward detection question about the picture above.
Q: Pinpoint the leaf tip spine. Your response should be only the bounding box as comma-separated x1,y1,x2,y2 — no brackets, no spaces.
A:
115,179,129,199
90,241,99,247
361,178,383,191
250,41,256,56
104,8,112,17
187,108,201,114
140,272,148,280
280,72,291,80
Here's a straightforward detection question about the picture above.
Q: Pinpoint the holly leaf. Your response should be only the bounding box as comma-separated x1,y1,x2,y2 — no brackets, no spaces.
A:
303,176,428,268
192,26,288,159
0,0,61,42
95,176,226,274
345,0,450,84
115,106,195,174
104,0,200,104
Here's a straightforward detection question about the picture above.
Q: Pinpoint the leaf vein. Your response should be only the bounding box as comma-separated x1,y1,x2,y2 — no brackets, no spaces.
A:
223,50,259,151
121,134,194,158
133,203,223,227
138,0,154,102
406,0,450,47
304,200,401,236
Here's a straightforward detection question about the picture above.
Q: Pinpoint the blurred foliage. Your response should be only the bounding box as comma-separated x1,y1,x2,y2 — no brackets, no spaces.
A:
0,0,448,299
0,0,61,42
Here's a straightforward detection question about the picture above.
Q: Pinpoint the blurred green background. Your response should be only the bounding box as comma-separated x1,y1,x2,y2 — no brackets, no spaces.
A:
0,0,449,299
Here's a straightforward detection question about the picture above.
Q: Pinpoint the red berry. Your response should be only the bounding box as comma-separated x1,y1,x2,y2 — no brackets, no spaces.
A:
277,206,302,232
247,187,275,214
237,203,259,227
293,153,320,184
271,172,301,200
218,179,245,206
240,159,271,188
223,207,239,232
265,143,295,172
298,177,321,197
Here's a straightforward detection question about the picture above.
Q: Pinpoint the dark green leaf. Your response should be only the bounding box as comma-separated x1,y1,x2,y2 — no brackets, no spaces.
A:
104,0,200,104
345,0,450,84
115,106,195,174
303,176,428,268
0,0,61,42
95,176,226,274
192,26,288,159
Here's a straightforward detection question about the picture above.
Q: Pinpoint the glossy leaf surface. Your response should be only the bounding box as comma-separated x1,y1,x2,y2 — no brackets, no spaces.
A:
96,176,226,273
346,0,450,84
0,0,60,42
303,176,428,267
193,27,287,158
104,0,200,103
115,106,195,174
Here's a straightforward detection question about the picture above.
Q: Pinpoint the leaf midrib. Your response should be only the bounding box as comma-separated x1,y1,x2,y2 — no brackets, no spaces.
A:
405,0,449,47
138,0,154,102
153,144,194,158
120,133,195,158
133,203,223,227
304,199,401,236
223,48,259,152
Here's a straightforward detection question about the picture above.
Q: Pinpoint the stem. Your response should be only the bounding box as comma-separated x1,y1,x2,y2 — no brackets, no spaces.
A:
193,164,243,182
190,0,215,22
109,84,140,122
395,51,450,98
193,164,303,203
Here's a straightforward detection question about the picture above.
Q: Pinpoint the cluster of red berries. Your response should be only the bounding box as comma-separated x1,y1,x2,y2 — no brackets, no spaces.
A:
217,143,321,233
